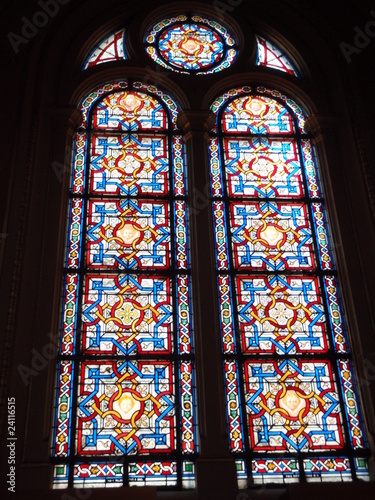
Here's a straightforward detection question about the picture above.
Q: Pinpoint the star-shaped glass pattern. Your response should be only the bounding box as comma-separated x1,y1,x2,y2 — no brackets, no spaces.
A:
145,15,238,74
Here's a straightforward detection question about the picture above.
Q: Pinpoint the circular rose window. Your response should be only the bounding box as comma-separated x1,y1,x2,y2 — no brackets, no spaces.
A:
145,15,238,74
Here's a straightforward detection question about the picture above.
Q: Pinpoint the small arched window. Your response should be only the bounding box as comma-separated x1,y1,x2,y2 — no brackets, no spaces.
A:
209,86,369,484
51,81,197,488
82,29,128,69
255,35,299,76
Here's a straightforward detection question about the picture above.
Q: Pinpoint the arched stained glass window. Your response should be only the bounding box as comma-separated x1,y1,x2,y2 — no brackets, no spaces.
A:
83,29,127,70
209,87,370,484
144,15,238,74
51,81,197,489
256,35,298,77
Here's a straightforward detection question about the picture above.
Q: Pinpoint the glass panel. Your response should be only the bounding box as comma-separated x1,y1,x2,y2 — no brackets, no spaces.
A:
172,135,187,196
209,137,224,197
230,202,316,271
180,361,197,453
66,198,84,269
145,15,188,44
311,203,334,270
88,134,169,196
177,276,193,355
59,274,79,355
52,361,74,457
304,457,352,482
323,276,348,353
210,86,306,134
256,35,298,76
81,274,174,356
86,199,171,270
213,201,230,271
236,276,328,354
235,459,248,489
337,360,367,449
211,88,368,483
158,23,224,71
182,461,196,488
83,29,127,70
301,139,321,198
222,137,305,198
218,275,236,354
52,464,69,489
127,460,196,487
71,132,87,195
73,463,123,487
145,15,237,75
174,200,189,269
244,359,345,452
252,458,299,483
76,360,175,455
80,82,129,128
224,360,244,452
354,457,370,480
221,95,294,135
128,461,177,486
92,91,168,131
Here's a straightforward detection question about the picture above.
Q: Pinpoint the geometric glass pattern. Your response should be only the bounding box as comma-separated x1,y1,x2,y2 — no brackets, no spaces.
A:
53,461,195,489
145,15,237,74
244,359,345,452
229,203,315,271
83,28,127,70
256,35,298,77
51,81,197,488
236,276,329,354
209,86,369,484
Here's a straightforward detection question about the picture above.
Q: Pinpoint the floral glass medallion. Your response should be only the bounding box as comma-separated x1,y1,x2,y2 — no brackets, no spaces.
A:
145,15,237,74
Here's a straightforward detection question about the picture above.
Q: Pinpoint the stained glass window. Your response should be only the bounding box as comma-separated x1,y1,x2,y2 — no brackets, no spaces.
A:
51,81,197,489
83,29,127,70
144,15,238,74
256,35,298,77
209,86,370,485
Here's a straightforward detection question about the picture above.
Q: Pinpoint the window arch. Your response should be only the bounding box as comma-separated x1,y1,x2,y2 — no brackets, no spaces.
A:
82,29,128,70
255,35,299,77
209,86,369,484
51,81,197,489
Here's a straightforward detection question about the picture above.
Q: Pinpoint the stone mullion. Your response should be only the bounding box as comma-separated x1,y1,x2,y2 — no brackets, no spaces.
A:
178,110,237,500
